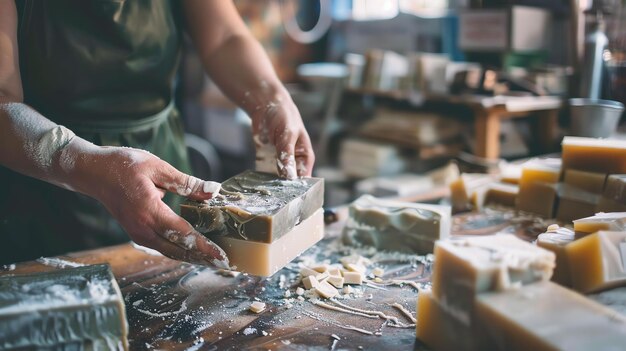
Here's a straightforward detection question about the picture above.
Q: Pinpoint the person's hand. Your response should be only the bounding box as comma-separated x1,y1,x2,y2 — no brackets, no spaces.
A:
250,93,315,179
66,141,229,268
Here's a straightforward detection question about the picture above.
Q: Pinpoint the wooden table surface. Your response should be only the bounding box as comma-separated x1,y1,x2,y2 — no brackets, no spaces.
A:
2,207,626,350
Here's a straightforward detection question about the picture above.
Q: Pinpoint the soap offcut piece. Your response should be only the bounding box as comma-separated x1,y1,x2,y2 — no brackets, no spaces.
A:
566,230,626,293
449,174,493,212
0,264,128,350
483,183,519,208
211,209,324,277
181,170,324,243
341,195,450,255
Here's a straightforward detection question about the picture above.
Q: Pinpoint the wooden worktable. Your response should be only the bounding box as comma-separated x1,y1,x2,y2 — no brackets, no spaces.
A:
2,208,625,350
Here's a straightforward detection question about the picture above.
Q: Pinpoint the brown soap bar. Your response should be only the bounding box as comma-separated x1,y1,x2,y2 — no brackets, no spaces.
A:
555,184,600,223
181,170,324,243
562,137,626,174
484,183,519,208
603,174,626,204
563,169,607,194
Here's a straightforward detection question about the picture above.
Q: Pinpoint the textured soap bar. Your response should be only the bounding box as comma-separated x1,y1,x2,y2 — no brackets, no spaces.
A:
475,281,626,351
566,231,626,293
562,136,626,174
181,170,324,243
536,227,575,287
342,195,451,255
449,174,493,212
573,212,626,236
483,183,518,208
432,235,555,323
516,159,561,217
0,264,128,350
555,184,599,222
563,169,607,194
211,209,324,277
416,290,494,351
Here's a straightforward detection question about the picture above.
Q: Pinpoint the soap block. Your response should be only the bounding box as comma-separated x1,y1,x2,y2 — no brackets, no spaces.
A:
432,235,555,323
212,209,324,277
536,227,575,287
566,231,626,293
602,174,626,205
475,281,626,351
562,137,626,174
483,183,519,208
555,184,600,223
597,197,626,213
181,170,324,243
341,195,451,255
0,264,128,350
449,174,493,212
563,169,607,194
573,212,626,236
516,159,561,217
416,290,494,351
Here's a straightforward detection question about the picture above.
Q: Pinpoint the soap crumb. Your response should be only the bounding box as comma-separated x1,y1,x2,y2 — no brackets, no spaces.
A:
249,301,266,313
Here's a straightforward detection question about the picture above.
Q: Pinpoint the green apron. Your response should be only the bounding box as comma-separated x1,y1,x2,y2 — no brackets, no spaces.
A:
0,0,191,264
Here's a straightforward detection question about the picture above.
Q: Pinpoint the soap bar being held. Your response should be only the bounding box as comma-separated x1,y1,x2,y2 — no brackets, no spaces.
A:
342,195,451,255
0,264,128,350
181,170,324,243
566,230,626,293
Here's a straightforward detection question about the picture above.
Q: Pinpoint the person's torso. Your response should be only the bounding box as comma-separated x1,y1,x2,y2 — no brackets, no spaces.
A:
16,0,182,122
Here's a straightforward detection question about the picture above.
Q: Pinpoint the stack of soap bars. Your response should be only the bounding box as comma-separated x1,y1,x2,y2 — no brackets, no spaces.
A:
181,170,324,276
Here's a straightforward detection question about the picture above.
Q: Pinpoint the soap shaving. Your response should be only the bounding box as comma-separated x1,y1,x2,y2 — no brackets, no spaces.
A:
312,300,379,319
391,302,417,323
302,311,374,336
36,257,86,268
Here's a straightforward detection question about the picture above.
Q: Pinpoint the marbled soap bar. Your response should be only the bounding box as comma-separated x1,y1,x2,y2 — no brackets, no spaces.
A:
342,195,451,255
475,281,626,351
181,170,324,243
562,137,626,174
212,209,324,277
432,235,555,323
0,264,128,350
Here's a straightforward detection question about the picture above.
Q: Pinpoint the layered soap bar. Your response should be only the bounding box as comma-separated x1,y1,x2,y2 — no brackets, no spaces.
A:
555,184,599,223
573,212,626,236
432,235,555,323
0,264,128,350
563,169,607,194
181,170,323,243
483,183,519,208
212,208,324,277
416,290,495,351
562,136,626,174
516,159,561,217
449,174,493,212
475,281,626,351
566,231,626,293
341,195,451,255
536,226,575,287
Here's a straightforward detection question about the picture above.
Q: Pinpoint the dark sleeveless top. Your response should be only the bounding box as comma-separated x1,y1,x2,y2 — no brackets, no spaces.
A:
16,0,182,122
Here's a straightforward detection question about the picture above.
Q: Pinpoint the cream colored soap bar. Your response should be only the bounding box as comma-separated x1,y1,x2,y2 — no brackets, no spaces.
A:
416,290,494,351
432,235,555,323
499,163,522,185
573,212,626,236
483,183,518,208
555,184,599,223
449,174,493,212
563,169,607,194
212,209,324,277
516,159,561,217
566,231,626,293
342,195,450,255
475,281,626,351
536,226,575,287
0,264,128,350
562,136,626,174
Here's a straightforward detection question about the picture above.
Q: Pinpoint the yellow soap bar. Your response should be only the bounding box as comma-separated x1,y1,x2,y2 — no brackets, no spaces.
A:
483,183,518,208
562,136,626,174
449,174,493,212
212,209,324,277
555,184,600,223
566,230,626,293
475,281,626,351
573,212,626,236
563,169,607,194
536,226,575,287
416,290,494,351
516,159,561,218
432,235,555,323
